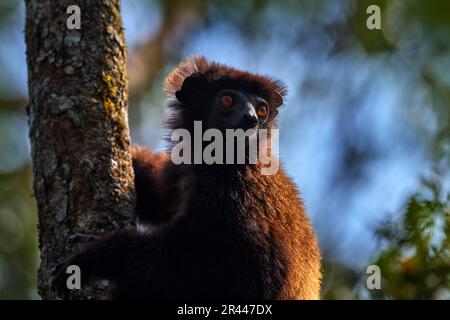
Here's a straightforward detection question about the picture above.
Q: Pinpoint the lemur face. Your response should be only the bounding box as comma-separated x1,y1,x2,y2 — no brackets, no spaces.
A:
172,62,285,134
206,89,269,131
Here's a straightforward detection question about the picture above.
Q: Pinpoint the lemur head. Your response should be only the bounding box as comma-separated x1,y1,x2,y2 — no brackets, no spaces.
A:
164,56,287,133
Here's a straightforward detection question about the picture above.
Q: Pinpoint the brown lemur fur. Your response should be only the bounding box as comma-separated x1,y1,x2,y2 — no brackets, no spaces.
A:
53,56,322,299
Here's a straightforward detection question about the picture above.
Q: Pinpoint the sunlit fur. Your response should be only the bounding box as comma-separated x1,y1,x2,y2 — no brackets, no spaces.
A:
53,56,321,299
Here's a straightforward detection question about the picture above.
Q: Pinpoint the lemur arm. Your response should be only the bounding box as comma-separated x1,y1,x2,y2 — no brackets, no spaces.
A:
52,230,151,295
131,146,171,225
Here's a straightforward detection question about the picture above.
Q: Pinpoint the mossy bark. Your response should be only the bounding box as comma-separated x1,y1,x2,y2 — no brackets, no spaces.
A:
24,0,135,299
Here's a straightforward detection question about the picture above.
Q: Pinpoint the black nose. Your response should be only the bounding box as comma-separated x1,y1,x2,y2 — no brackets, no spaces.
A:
243,113,258,128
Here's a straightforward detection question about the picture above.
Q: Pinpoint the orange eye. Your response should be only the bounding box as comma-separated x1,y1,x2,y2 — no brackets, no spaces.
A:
220,95,234,108
256,105,268,117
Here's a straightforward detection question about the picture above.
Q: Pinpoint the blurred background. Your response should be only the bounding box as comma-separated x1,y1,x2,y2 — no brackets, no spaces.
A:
0,0,449,299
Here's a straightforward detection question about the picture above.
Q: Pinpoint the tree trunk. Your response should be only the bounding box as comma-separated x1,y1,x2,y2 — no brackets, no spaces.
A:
24,0,135,299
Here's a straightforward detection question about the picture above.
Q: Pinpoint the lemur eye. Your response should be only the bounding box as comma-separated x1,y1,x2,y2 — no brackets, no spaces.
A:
220,95,234,108
256,105,268,118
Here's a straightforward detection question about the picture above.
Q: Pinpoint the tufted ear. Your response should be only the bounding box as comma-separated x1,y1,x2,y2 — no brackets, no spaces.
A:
273,91,284,108
175,72,205,102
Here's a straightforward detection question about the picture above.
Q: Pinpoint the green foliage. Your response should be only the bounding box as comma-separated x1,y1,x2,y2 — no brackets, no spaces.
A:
0,0,18,29
366,172,450,299
0,166,39,299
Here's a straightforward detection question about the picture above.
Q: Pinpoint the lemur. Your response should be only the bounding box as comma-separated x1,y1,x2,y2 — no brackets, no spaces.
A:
53,56,321,299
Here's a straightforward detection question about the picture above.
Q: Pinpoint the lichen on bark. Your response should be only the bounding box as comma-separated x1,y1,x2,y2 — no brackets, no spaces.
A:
25,0,135,299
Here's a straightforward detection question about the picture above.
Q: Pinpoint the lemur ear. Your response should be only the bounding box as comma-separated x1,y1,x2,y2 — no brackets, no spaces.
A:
273,91,284,108
175,72,205,102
